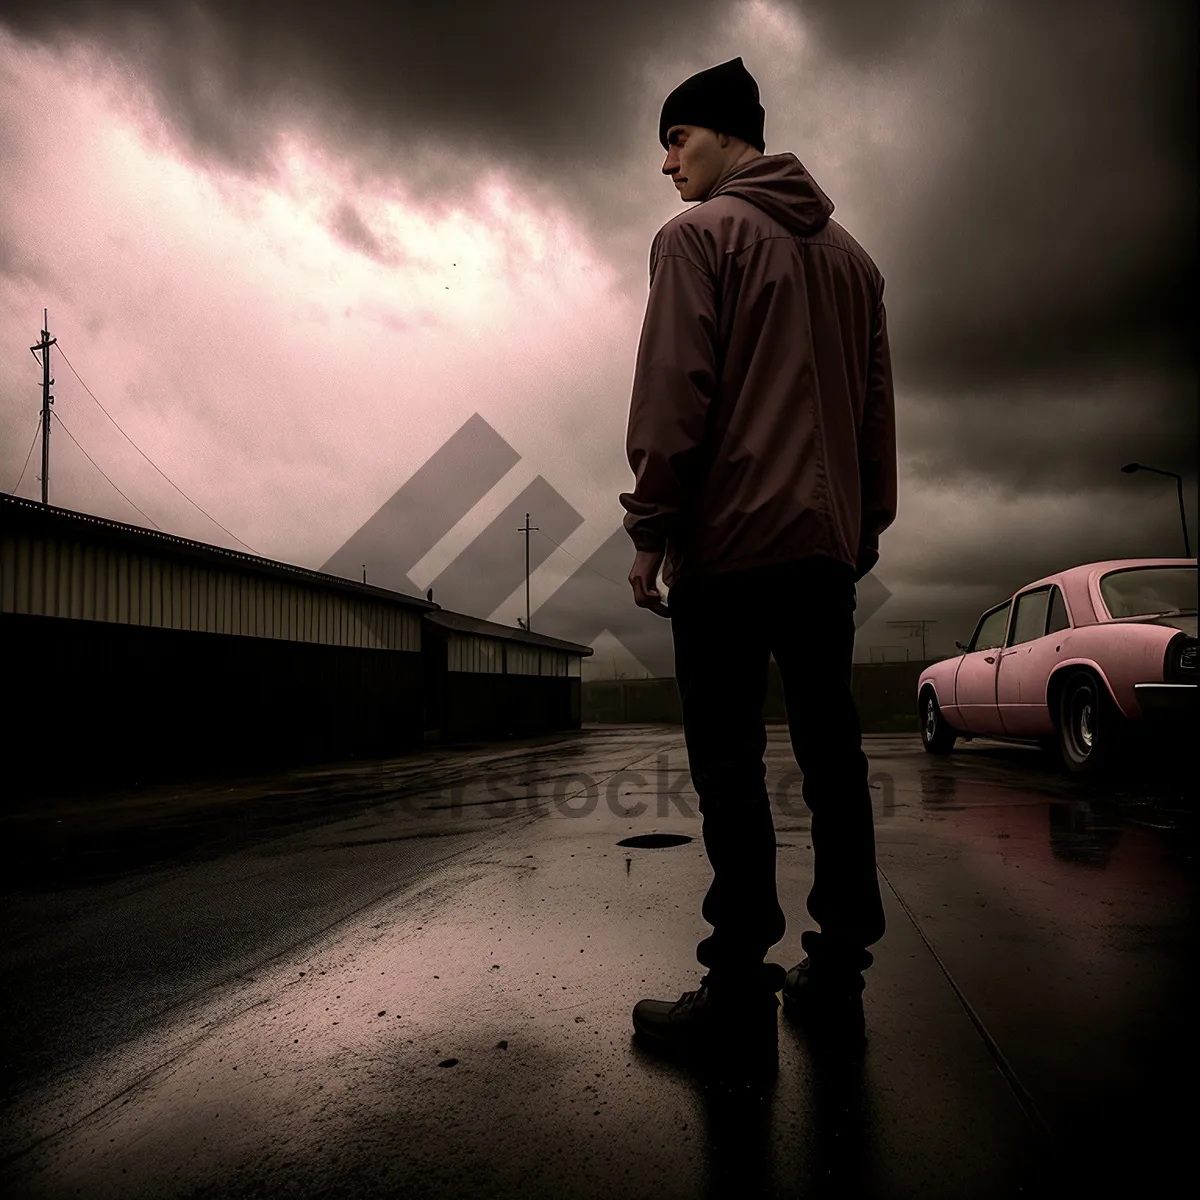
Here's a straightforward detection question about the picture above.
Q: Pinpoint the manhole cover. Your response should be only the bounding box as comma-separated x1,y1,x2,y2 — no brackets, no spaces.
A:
616,834,694,848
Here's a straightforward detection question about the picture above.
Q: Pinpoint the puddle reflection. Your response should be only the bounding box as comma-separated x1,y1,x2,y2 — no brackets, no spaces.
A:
915,755,1187,873
1047,801,1122,867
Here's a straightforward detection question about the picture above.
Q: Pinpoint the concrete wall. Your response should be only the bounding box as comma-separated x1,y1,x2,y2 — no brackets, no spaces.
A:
581,660,938,733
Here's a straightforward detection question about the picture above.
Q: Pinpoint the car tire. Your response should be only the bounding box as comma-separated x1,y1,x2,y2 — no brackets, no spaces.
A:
920,690,957,754
1056,670,1126,776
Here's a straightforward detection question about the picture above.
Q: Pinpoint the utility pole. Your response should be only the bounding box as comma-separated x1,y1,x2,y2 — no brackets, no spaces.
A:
29,309,56,506
517,512,539,632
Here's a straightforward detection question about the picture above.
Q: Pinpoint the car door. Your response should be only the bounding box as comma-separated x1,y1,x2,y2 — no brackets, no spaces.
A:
954,601,1012,735
997,586,1056,736
998,586,1074,737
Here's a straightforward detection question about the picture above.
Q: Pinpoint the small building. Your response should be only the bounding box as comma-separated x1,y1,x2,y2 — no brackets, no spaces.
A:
421,610,588,742
1,493,591,797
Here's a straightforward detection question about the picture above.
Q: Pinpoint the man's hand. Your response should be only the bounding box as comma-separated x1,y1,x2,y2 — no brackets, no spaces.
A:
629,548,670,618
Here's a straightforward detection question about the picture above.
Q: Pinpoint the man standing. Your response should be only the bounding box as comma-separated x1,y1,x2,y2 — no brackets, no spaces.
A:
621,57,896,1061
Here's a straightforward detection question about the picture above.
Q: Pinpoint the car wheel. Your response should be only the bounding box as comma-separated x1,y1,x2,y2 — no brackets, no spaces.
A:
920,690,957,754
1057,670,1125,775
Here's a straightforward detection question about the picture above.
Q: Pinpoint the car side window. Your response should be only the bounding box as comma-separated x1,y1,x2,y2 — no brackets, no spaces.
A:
1046,585,1071,635
971,604,1010,652
1009,588,1052,646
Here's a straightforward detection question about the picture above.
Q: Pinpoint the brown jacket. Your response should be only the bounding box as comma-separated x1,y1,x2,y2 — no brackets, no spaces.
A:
620,152,897,589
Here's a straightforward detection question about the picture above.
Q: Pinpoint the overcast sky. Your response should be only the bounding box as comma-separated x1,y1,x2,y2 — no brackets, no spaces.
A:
1,0,1195,672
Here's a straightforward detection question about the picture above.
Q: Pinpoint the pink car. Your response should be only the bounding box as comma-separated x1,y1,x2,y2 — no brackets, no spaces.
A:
917,558,1197,774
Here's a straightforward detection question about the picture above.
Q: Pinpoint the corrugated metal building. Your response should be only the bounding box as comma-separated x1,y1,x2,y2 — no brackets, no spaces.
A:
423,610,584,741
1,493,591,796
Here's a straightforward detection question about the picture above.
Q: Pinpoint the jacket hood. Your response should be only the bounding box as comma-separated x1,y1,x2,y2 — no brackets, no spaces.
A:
708,152,834,235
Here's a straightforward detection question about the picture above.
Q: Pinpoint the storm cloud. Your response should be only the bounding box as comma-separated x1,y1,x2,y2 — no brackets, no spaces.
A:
1,0,1194,667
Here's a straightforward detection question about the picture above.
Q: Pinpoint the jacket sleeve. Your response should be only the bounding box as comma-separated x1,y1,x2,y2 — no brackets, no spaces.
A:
618,231,718,553
856,287,898,581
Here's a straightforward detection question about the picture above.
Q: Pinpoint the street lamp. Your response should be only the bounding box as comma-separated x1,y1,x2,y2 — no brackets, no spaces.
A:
1121,462,1192,558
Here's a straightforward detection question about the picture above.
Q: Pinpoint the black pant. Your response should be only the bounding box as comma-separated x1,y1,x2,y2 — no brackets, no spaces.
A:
668,555,886,984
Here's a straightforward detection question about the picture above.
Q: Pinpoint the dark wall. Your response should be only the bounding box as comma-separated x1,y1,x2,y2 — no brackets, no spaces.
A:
441,672,580,741
581,661,936,732
3,613,424,799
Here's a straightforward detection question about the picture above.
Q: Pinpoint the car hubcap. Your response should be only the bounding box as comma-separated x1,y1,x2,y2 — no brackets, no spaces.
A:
1068,685,1095,760
925,700,936,740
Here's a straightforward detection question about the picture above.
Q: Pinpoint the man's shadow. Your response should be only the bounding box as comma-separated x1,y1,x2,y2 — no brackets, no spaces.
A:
788,1030,873,1195
630,1020,874,1196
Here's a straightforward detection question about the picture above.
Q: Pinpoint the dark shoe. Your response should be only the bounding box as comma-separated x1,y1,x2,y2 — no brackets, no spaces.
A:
632,966,785,1071
782,958,867,1049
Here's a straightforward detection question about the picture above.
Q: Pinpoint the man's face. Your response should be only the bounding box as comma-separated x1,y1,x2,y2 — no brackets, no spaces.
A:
662,125,726,202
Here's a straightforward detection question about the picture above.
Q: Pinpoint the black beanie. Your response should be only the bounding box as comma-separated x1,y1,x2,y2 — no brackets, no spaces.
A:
659,57,765,153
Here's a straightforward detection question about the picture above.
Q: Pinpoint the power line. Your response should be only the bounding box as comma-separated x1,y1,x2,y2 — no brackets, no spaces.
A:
534,526,631,590
53,342,258,554
51,409,162,529
10,415,42,496
886,619,936,661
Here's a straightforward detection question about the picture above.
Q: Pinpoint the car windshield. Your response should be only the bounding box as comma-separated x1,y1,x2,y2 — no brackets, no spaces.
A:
1099,566,1198,619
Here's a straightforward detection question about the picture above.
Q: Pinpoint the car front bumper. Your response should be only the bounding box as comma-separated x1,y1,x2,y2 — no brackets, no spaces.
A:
1133,682,1198,718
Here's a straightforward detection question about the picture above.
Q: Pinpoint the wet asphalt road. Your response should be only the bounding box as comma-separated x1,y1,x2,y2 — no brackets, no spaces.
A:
0,727,1194,1198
